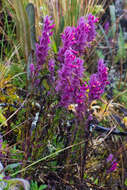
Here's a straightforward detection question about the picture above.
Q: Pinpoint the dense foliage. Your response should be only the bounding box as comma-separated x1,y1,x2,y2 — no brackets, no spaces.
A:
1,0,127,189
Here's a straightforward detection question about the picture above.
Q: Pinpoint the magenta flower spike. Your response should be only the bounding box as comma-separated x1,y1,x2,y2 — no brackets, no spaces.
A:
97,59,109,85
109,161,118,172
86,14,97,42
106,154,118,173
36,16,55,70
89,74,104,100
56,49,87,110
89,59,109,101
58,27,76,63
58,14,98,62
73,15,97,54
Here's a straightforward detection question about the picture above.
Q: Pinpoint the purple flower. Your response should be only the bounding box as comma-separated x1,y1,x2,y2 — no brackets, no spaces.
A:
56,49,87,114
35,79,40,86
106,154,118,173
109,161,118,172
75,82,88,115
73,15,97,54
48,59,55,81
106,153,114,162
3,176,11,180
36,16,55,70
88,59,109,101
58,14,98,62
58,27,76,63
88,74,104,100
86,14,97,42
97,59,109,85
48,59,55,73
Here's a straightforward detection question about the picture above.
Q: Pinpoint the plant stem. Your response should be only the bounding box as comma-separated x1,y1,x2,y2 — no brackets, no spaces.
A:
81,117,90,182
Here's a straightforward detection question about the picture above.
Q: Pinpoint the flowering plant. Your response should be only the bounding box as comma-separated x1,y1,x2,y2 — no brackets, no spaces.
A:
32,14,109,119
29,16,109,178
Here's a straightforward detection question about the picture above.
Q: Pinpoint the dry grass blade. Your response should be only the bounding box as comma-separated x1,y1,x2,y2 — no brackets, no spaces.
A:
10,0,32,61
21,0,108,37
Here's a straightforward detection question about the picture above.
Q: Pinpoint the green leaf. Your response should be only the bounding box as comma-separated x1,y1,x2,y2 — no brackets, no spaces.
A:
99,24,112,57
124,43,127,49
96,50,104,59
0,109,7,126
5,163,21,172
26,3,36,50
118,25,126,58
109,5,116,37
115,25,126,63
42,79,50,90
125,178,127,186
52,40,57,53
91,5,104,15
30,180,38,190
27,52,33,85
83,173,87,179
94,178,98,185
39,184,47,190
